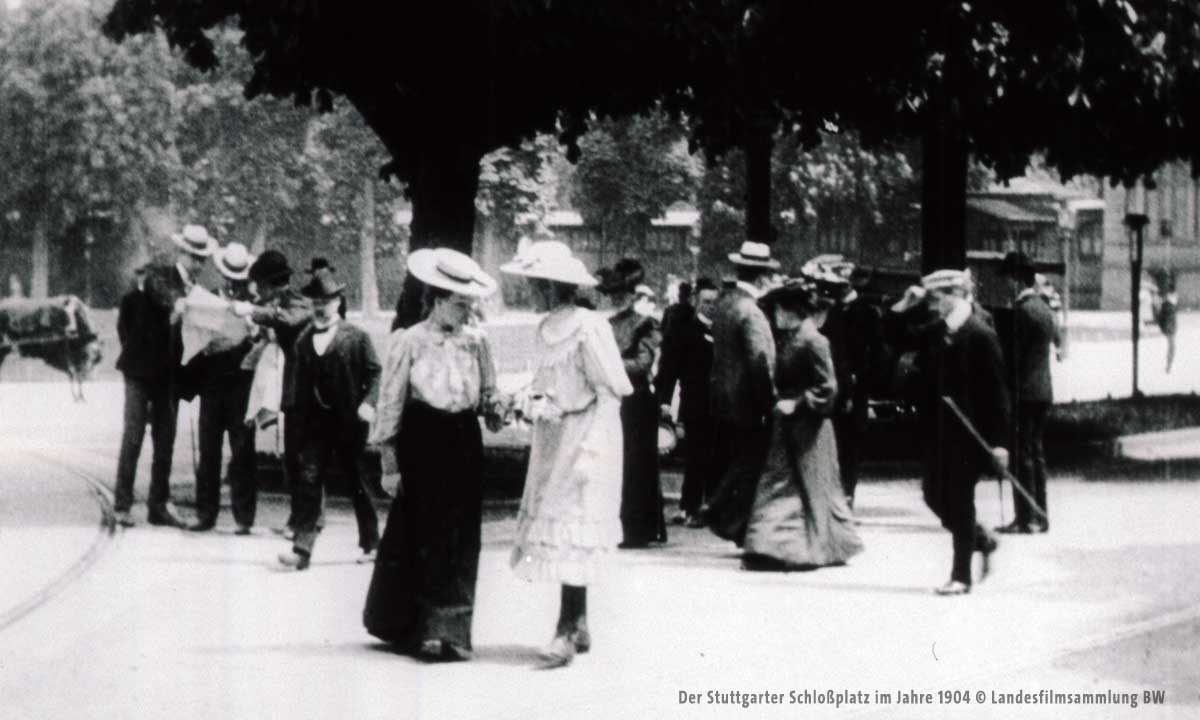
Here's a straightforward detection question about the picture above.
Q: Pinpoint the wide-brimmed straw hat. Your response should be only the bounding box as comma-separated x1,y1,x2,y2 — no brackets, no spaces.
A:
215,243,255,281
728,241,781,270
172,224,217,258
500,240,598,287
300,267,346,300
407,248,497,297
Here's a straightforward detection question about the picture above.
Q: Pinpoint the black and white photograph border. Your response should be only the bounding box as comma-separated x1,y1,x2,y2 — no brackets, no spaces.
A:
1,0,1199,718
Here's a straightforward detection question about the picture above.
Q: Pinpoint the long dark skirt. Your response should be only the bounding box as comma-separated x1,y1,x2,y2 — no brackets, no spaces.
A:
619,386,666,546
363,402,483,652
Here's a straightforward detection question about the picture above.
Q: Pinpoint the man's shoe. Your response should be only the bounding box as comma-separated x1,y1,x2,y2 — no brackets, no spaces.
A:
357,548,378,565
147,509,185,528
277,551,310,570
670,512,688,526
272,526,296,540
996,520,1032,534
187,520,216,532
685,514,706,528
935,580,971,596
113,511,136,528
234,524,253,536
1033,521,1049,534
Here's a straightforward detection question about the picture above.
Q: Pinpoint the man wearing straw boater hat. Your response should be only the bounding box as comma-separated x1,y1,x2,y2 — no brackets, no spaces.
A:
187,243,259,533
277,265,380,570
111,223,217,528
888,269,1010,595
702,240,780,546
231,249,313,538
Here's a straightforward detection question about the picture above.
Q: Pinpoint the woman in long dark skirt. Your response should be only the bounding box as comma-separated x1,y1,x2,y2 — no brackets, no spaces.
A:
742,278,863,570
598,258,666,548
363,248,504,661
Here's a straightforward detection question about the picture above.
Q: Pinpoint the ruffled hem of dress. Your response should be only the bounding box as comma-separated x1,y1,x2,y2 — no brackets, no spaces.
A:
512,513,622,549
508,542,614,585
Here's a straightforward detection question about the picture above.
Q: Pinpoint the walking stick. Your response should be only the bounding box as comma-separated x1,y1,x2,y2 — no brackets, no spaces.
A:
940,396,1048,523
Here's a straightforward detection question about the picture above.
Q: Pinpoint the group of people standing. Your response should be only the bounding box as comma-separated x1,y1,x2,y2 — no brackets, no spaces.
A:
112,224,382,574
112,222,1062,669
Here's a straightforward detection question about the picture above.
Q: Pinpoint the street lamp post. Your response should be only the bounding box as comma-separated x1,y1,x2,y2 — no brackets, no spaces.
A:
1125,212,1149,398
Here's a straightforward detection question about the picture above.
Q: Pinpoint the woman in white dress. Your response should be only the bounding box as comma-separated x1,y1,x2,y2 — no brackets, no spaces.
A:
501,240,633,669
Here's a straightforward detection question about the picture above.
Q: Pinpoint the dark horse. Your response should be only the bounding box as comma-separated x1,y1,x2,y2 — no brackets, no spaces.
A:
0,295,103,402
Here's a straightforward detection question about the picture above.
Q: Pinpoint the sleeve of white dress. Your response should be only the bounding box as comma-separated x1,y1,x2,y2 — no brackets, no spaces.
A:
580,313,635,398
368,328,414,445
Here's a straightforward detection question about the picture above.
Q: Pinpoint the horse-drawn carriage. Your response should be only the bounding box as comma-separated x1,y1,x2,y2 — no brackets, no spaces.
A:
0,295,103,400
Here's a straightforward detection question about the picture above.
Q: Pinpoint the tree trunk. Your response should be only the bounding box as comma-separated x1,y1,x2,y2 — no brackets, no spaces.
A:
251,210,268,254
30,211,49,299
359,175,380,317
744,124,774,244
920,108,969,274
392,136,483,330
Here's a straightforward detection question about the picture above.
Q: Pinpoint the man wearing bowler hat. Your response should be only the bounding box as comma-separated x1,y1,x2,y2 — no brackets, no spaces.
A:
703,240,779,546
112,224,216,528
232,249,312,537
277,265,380,570
996,251,1059,534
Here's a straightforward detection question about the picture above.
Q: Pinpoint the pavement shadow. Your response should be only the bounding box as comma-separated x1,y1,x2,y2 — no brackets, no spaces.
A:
192,641,369,658
470,644,547,666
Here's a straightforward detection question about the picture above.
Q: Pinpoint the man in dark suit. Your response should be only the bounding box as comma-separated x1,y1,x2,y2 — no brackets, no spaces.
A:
656,277,719,527
660,281,693,345
817,265,882,510
187,243,258,533
703,241,779,546
112,224,216,528
996,252,1060,535
888,270,1010,595
232,249,312,537
277,266,381,570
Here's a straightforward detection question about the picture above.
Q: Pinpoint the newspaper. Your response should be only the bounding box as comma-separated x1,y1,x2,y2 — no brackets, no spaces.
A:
180,285,250,364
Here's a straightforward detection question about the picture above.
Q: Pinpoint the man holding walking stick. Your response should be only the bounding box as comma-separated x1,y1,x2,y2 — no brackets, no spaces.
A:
887,269,1010,596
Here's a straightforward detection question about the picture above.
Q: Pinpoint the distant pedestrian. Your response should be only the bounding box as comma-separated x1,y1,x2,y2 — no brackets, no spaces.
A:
1157,290,1178,374
996,252,1058,535
276,266,380,570
656,277,718,527
502,240,632,669
599,258,666,548
743,278,862,569
362,248,504,662
886,270,1010,596
660,281,693,341
703,241,779,547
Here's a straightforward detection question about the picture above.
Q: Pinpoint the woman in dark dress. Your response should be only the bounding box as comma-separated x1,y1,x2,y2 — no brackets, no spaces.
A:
363,248,505,661
598,258,667,548
743,279,863,569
